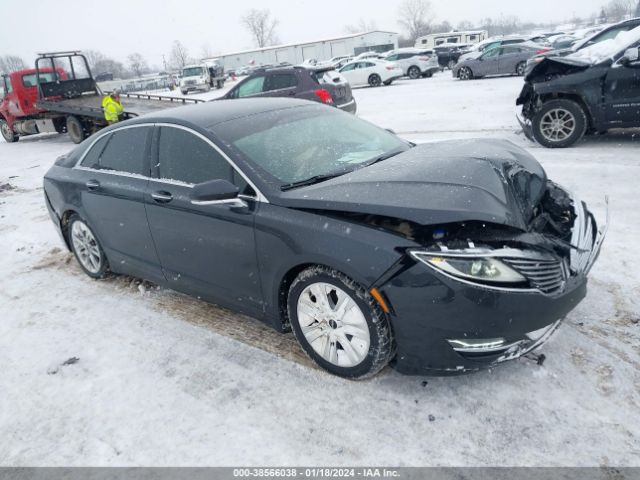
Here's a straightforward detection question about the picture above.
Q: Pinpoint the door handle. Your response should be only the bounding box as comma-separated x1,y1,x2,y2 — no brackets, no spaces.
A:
151,191,173,203
86,179,100,190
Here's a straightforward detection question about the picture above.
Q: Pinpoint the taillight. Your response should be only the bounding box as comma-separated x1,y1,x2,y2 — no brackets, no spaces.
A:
386,66,395,70
536,49,551,54
314,88,333,104
418,56,431,61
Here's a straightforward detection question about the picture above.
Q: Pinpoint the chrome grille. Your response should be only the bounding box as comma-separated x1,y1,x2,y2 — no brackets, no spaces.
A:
503,258,566,295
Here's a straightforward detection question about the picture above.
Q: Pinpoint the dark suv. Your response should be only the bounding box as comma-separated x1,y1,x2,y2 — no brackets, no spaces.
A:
517,30,640,148
221,66,356,113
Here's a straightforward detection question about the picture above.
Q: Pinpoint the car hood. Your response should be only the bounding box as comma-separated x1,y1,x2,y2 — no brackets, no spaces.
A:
274,139,547,231
524,55,592,81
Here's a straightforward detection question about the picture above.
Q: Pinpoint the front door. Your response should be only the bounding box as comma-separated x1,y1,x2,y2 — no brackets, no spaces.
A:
145,125,263,314
604,53,640,126
477,47,501,76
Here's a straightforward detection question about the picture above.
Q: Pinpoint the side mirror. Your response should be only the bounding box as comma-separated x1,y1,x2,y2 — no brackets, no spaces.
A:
621,47,640,66
190,179,245,207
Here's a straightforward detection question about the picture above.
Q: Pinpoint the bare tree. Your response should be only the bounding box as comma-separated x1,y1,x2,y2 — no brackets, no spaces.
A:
127,53,148,77
344,18,378,34
83,49,127,78
397,0,435,43
0,55,26,74
605,0,636,21
456,20,475,31
241,9,280,48
170,40,191,69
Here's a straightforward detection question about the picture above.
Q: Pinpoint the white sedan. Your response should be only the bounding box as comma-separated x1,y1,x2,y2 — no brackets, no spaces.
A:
338,60,404,87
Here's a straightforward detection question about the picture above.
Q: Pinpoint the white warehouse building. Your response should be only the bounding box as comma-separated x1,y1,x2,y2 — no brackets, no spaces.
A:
209,31,399,70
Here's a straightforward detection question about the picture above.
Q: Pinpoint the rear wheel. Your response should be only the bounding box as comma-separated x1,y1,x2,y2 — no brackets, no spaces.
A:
408,66,421,79
0,119,19,143
68,215,109,279
288,266,395,379
181,90,188,95
516,61,526,76
383,79,393,86
458,66,473,80
368,74,382,87
532,99,587,148
66,116,86,144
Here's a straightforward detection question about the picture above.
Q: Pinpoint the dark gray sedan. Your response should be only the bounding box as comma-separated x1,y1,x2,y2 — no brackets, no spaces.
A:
454,44,549,80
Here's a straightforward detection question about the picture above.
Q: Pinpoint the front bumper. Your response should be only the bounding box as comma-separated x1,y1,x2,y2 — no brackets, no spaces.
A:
517,113,535,143
378,197,607,376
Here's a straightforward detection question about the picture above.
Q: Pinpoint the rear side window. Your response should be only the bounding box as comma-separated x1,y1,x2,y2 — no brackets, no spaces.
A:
157,127,233,185
267,73,297,90
81,127,150,175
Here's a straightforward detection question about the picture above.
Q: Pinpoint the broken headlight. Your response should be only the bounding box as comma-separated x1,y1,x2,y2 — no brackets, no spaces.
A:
411,252,526,285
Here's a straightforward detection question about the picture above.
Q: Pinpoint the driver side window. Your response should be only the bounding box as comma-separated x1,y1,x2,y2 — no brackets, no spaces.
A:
482,47,501,59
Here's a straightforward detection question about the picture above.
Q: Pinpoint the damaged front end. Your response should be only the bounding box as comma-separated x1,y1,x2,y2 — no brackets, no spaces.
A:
371,181,607,375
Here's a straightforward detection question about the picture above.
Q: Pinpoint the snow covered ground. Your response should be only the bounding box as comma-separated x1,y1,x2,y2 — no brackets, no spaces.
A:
1,72,639,467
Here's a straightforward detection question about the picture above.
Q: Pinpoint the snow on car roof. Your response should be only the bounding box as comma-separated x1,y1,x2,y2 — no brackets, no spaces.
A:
567,25,640,64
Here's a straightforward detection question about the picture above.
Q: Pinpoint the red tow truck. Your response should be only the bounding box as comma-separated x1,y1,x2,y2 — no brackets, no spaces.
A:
0,51,203,144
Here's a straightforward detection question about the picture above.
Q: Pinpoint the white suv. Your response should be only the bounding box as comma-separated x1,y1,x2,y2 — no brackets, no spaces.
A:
383,49,440,79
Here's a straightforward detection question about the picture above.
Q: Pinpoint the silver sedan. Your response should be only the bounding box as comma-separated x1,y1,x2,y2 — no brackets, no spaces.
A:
453,44,547,80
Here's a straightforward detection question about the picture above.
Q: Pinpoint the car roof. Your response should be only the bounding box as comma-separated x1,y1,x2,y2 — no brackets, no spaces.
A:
127,98,314,129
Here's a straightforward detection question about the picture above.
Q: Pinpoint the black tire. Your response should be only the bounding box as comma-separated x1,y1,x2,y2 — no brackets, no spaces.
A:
532,99,587,148
0,119,19,143
181,90,188,95
447,59,457,70
67,214,110,279
287,265,395,379
66,116,86,144
368,74,382,87
383,79,393,86
422,71,433,78
408,66,421,79
458,66,473,80
216,80,224,89
516,61,526,76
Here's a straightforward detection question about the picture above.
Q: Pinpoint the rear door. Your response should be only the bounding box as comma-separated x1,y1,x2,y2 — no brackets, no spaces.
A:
603,51,640,126
262,71,299,98
76,125,162,281
498,46,524,75
144,125,264,313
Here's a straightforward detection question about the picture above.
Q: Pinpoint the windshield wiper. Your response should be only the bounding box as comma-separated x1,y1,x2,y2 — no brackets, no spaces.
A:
363,149,405,167
280,172,347,191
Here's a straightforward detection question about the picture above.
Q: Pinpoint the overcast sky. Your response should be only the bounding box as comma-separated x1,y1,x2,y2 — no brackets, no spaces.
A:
4,0,606,67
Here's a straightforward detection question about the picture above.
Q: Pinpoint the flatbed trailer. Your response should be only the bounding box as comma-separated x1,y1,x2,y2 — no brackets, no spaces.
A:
0,51,203,144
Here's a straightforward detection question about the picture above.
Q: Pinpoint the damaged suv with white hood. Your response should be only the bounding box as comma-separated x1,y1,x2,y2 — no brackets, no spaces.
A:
43,99,606,379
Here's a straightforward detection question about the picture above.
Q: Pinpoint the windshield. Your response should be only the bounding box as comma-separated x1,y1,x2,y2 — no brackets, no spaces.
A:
22,72,58,87
213,106,409,187
183,67,205,77
568,25,640,64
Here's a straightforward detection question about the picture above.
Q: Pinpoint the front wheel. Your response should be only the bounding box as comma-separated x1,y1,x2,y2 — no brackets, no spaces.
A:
458,66,473,80
68,215,110,279
516,61,526,76
288,266,395,379
408,66,421,79
532,99,587,148
0,119,19,143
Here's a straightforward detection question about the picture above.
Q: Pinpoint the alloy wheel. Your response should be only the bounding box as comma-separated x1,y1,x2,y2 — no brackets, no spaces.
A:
517,62,526,76
539,108,577,142
296,282,370,368
459,67,471,80
71,220,103,274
